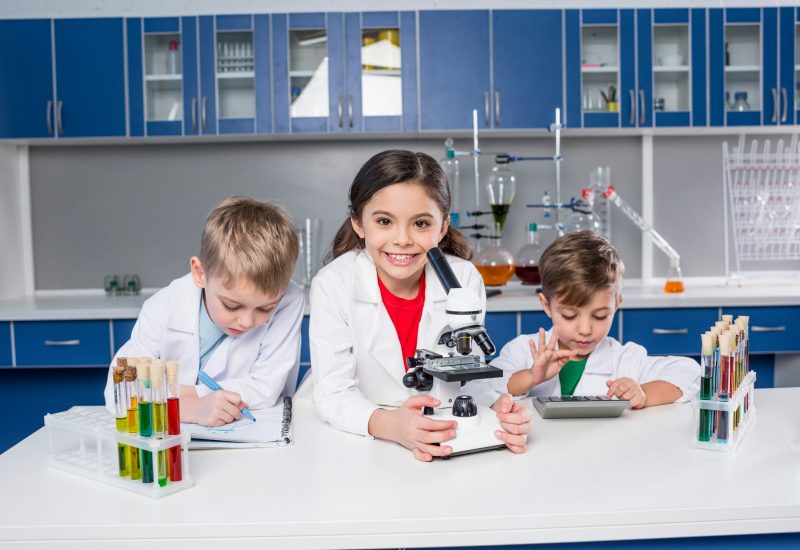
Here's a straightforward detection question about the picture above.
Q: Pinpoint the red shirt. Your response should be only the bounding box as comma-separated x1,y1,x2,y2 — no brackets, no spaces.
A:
377,273,426,372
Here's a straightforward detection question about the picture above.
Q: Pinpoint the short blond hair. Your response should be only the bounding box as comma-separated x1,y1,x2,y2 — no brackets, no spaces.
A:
200,196,298,295
539,231,624,307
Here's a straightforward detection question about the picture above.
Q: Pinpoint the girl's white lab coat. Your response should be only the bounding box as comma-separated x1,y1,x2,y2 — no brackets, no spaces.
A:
103,273,304,413
489,328,700,401
308,249,500,437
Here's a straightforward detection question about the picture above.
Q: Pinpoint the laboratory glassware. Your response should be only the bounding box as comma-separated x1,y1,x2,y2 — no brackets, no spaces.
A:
474,223,515,286
441,138,461,228
514,223,542,285
298,218,323,289
486,161,516,233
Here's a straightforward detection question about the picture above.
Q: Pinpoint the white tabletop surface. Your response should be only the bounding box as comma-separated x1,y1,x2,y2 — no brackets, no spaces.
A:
1,389,799,549
1,278,800,320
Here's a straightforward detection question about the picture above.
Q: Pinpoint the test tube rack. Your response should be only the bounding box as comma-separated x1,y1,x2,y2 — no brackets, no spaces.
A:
691,370,757,453
44,407,194,498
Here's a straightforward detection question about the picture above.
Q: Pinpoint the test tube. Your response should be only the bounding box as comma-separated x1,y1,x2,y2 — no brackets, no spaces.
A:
166,360,183,482
137,359,154,484
112,358,129,477
717,334,732,444
151,360,168,487
124,359,141,480
698,334,713,442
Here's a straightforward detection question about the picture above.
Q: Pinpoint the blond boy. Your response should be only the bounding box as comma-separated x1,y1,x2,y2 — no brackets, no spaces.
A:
104,197,304,426
491,231,699,407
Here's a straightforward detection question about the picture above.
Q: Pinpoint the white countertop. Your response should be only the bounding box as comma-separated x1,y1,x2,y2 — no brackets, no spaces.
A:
1,389,799,548
0,278,799,320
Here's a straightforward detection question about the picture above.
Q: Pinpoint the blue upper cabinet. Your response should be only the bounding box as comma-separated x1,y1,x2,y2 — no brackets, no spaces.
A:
54,19,126,137
763,7,796,126
128,15,270,137
419,11,491,130
492,10,563,129
0,20,54,138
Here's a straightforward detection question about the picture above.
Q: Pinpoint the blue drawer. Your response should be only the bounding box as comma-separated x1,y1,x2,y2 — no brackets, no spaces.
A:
15,321,111,367
0,322,11,366
520,311,620,341
721,306,800,353
484,312,517,357
300,315,310,363
112,319,136,353
621,308,718,356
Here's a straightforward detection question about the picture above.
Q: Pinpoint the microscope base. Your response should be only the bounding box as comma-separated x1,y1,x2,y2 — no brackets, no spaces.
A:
433,407,507,458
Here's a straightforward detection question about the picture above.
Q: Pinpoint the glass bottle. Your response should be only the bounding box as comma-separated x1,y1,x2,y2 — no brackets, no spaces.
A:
474,223,515,287
486,161,516,233
441,138,461,228
731,91,749,112
514,223,542,285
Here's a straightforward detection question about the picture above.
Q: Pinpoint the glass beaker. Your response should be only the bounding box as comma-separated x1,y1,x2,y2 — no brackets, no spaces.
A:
474,224,515,287
298,218,323,289
486,162,516,233
514,223,542,285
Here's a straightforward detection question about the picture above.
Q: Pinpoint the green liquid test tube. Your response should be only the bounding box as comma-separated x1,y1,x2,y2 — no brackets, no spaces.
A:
698,333,713,442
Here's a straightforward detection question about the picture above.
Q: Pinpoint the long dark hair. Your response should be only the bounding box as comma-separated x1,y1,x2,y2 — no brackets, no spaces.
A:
327,149,472,263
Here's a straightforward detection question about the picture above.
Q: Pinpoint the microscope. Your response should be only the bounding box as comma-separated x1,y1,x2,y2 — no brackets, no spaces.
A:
402,247,506,457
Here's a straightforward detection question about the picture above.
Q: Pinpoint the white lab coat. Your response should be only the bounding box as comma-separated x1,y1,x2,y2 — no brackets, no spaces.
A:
489,329,700,402
103,273,304,413
307,249,500,437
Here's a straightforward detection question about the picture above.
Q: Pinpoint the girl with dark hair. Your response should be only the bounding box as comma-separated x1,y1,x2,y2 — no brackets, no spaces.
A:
306,150,531,462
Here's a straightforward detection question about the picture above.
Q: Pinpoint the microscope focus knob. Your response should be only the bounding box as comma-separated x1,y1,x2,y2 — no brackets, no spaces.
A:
452,395,478,417
402,371,418,389
402,368,434,391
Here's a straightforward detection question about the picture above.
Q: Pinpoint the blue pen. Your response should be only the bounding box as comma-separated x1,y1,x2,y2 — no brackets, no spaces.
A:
197,371,256,422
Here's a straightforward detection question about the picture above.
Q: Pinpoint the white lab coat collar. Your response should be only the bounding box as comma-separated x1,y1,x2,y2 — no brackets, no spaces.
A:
165,276,202,335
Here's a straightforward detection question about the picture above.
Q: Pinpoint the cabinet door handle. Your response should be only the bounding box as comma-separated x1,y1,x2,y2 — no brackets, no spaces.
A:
629,89,635,125
651,328,689,335
639,89,646,125
56,100,64,134
348,94,353,128
484,91,490,126
781,87,788,122
191,97,197,131
337,95,343,128
771,88,778,123
46,100,53,135
45,339,80,346
751,325,786,333
201,96,207,130
495,91,500,125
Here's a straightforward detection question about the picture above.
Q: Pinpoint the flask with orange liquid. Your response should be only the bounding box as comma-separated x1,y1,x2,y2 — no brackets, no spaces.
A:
475,223,515,286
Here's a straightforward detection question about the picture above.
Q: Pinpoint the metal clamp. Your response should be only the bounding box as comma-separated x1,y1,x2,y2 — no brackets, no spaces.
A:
651,328,689,335
45,340,80,346
57,100,64,134
484,91,490,126
639,89,646,124
629,89,635,125
191,97,197,131
751,325,786,333
46,100,53,135
495,91,500,125
337,95,343,127
201,96,207,130
781,87,788,122
348,94,353,128
771,88,778,123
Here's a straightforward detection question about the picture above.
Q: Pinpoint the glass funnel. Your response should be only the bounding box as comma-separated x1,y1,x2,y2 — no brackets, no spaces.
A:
485,162,516,233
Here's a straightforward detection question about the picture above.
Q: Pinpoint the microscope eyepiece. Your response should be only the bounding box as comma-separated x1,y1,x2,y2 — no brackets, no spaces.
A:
426,247,461,292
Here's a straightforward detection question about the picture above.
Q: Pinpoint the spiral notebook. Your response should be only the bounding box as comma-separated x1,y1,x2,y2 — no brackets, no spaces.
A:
183,396,293,449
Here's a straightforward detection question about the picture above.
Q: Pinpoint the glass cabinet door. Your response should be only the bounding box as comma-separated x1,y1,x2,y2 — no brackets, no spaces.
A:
579,10,621,128
652,13,691,126
144,32,183,131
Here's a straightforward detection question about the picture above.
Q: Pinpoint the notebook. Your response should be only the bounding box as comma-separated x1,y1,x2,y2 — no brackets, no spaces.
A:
183,396,293,449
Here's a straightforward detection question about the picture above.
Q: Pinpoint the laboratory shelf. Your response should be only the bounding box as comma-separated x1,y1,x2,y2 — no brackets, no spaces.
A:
217,71,255,79
580,66,619,73
144,74,183,81
653,66,690,72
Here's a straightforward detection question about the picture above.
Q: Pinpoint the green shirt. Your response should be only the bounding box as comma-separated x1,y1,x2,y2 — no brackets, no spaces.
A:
559,356,589,396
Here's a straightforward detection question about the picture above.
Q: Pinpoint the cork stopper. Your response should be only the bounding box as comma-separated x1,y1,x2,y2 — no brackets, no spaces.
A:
166,360,179,383
136,359,150,380
721,314,733,324
715,320,728,330
701,333,712,353
117,357,128,369
738,315,749,327
124,364,137,382
127,357,140,368
719,334,731,355
151,359,165,388
112,366,124,384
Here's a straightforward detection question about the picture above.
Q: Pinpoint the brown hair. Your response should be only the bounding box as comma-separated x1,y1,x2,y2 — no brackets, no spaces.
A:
538,231,624,307
327,149,472,262
200,196,298,295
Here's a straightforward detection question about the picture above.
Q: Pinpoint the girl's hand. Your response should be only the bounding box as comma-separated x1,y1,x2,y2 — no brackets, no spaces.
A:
491,393,532,453
606,377,647,409
180,385,248,426
528,327,578,386
370,395,457,462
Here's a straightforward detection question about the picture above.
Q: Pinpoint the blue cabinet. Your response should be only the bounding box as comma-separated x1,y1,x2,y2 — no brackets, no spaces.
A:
484,312,517,358
0,20,54,138
492,10,563,129
621,308,717,356
0,18,125,139
15,321,111,367
721,306,800,354
112,319,137,353
419,11,491,130
0,322,11,367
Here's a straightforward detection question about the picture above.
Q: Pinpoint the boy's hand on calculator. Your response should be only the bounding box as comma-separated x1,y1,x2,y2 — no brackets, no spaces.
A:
528,327,578,386
605,377,647,409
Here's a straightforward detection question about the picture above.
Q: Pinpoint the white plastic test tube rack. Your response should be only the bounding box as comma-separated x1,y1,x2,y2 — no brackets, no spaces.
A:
691,371,757,453
44,406,193,498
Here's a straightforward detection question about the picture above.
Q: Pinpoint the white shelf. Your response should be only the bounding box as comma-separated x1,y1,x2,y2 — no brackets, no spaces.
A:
145,74,182,82
290,70,316,78
217,71,255,79
362,69,401,76
653,65,690,73
581,66,619,74
725,65,760,73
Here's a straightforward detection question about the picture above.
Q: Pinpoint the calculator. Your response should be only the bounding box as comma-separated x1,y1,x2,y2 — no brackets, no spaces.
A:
532,395,630,419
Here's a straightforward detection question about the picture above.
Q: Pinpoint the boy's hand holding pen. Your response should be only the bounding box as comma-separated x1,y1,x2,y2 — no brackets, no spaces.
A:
178,382,252,427
527,327,578,387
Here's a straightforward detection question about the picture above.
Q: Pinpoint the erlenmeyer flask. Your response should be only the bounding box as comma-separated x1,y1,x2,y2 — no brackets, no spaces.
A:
485,161,516,233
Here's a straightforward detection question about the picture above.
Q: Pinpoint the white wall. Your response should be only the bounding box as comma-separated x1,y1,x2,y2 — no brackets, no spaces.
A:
0,145,33,299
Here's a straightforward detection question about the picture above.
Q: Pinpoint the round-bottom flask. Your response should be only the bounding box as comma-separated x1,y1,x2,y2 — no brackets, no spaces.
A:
514,223,542,285
475,225,514,287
